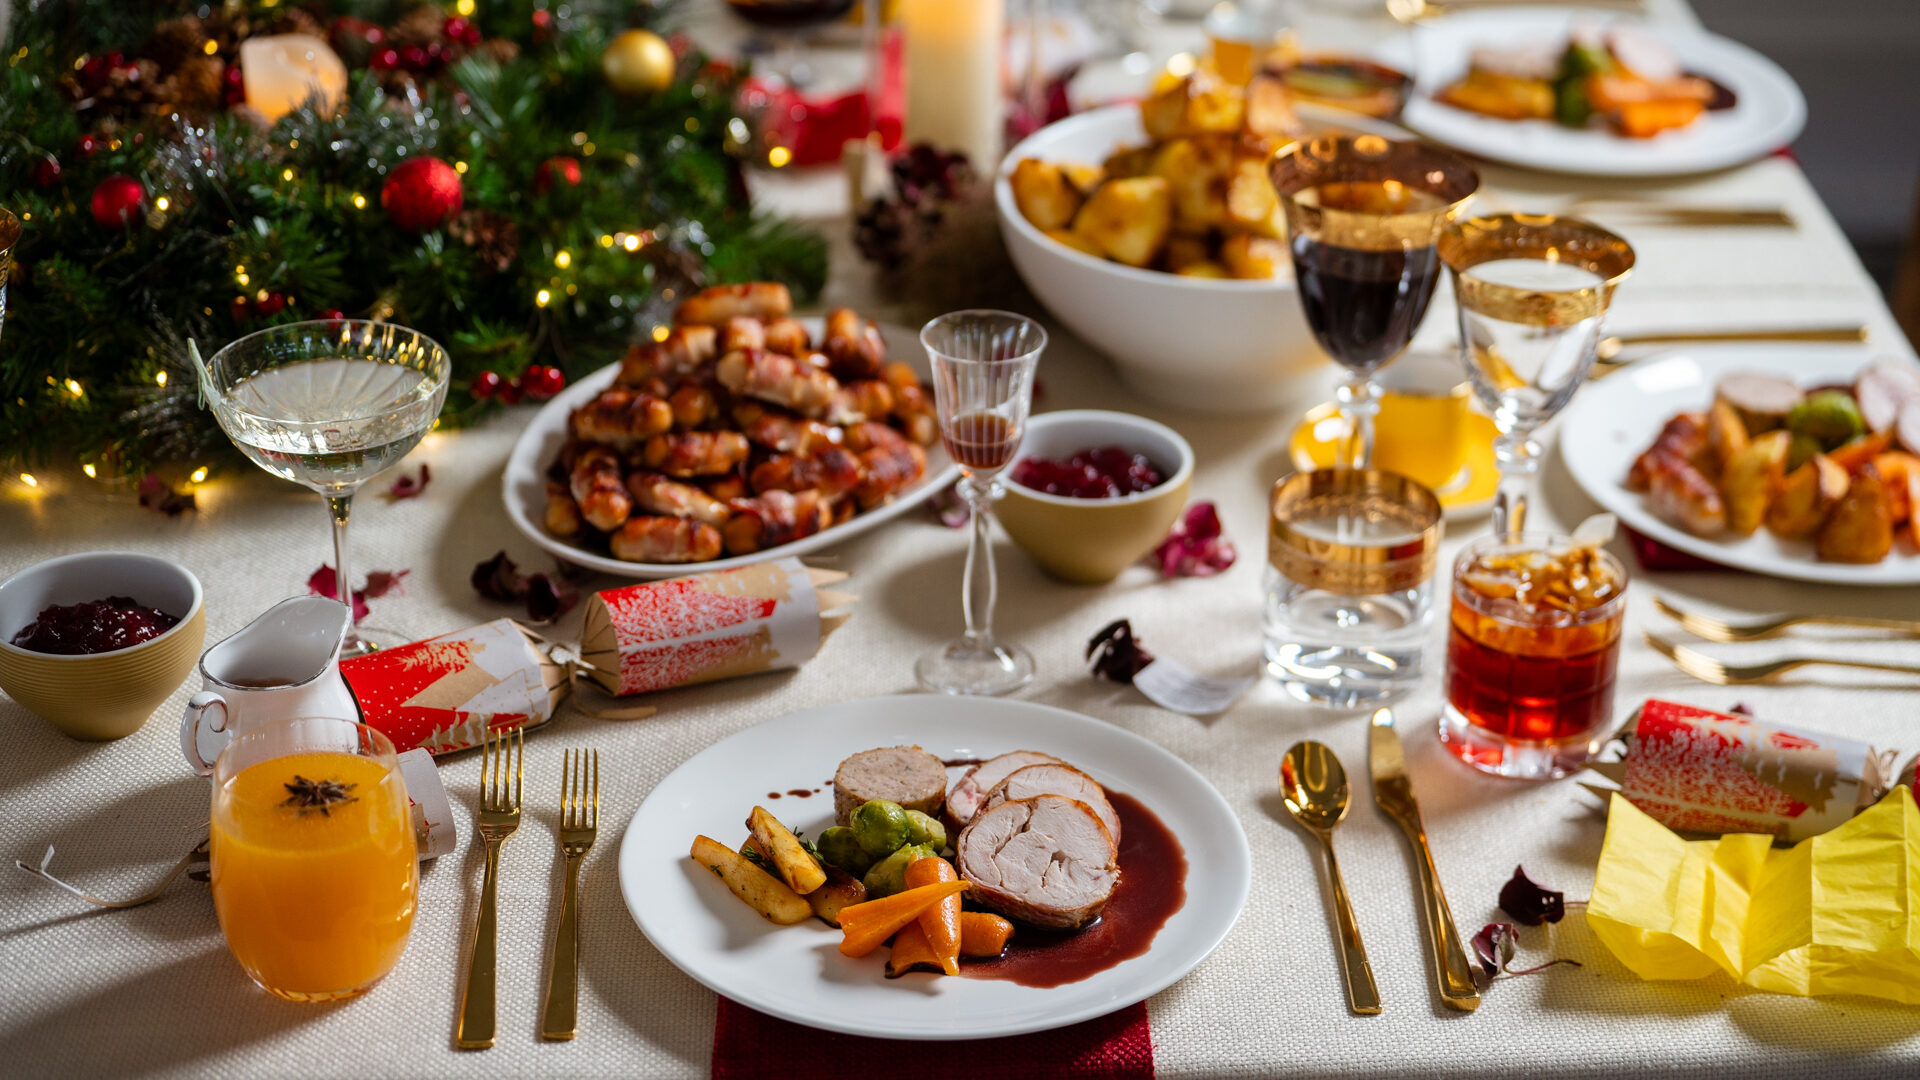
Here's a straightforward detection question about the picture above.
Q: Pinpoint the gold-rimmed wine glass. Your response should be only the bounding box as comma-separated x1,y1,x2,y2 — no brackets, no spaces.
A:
1438,213,1634,537
1269,135,1479,469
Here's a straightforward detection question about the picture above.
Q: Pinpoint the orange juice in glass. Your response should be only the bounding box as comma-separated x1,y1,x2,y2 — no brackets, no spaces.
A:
210,716,417,1001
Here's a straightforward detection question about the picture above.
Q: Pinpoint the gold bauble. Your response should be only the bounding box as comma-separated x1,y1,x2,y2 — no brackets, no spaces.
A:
601,29,675,96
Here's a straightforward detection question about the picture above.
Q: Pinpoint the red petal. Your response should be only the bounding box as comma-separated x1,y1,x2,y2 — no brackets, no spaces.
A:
361,569,411,599
1152,501,1238,577
524,573,578,624
383,463,432,501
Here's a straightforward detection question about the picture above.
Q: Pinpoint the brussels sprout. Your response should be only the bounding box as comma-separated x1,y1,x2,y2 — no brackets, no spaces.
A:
851,799,912,858
1788,390,1866,448
903,809,947,851
1786,433,1824,473
861,842,940,899
1554,78,1591,128
815,826,872,876
1561,40,1614,78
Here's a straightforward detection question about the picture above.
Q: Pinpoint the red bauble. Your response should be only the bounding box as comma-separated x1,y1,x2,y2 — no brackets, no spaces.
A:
470,370,504,400
254,292,287,317
381,157,463,234
90,175,146,229
318,308,347,321
371,47,401,71
533,156,582,195
444,16,483,47
530,9,553,42
231,296,253,322
522,365,566,400
496,378,524,406
32,156,61,187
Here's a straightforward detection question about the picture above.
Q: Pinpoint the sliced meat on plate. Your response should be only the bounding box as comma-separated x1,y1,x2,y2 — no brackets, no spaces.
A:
980,763,1121,852
946,750,1065,827
955,795,1119,930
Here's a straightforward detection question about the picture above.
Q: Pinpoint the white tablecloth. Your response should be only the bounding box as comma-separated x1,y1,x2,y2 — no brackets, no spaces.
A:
5,11,1920,1080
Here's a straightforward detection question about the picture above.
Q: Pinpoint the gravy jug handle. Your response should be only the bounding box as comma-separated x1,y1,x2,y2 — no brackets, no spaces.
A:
181,692,230,778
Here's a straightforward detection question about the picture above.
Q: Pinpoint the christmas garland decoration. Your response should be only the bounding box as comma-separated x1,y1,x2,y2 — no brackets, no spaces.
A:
0,0,827,478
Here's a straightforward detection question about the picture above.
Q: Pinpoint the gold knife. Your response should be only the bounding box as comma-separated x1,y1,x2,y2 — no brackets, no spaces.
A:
1369,708,1481,1012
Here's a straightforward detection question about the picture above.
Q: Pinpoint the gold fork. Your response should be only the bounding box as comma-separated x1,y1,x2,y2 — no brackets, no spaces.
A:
457,725,523,1050
541,748,599,1041
1645,632,1920,685
1654,596,1920,643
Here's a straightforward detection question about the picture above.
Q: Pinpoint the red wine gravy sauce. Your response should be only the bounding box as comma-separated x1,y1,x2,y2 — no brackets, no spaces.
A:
958,791,1187,988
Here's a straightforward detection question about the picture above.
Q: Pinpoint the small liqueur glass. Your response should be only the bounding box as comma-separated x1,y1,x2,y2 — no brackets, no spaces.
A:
915,310,1045,697
1264,467,1442,707
1270,134,1479,469
1438,213,1634,537
200,320,450,656
210,715,417,1001
1440,533,1628,779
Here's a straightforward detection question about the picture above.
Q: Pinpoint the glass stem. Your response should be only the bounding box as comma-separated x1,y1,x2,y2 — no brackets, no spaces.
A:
1336,374,1380,469
1491,432,1541,539
326,493,355,619
959,476,999,650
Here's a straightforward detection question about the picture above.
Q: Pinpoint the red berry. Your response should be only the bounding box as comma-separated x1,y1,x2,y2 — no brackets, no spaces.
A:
496,378,523,405
254,292,287,317
530,9,553,41
32,157,61,187
231,296,253,322
403,45,431,71
77,134,100,157
443,16,477,45
532,156,582,195
223,65,244,88
523,365,566,400
470,370,504,400
318,308,346,321
371,47,401,71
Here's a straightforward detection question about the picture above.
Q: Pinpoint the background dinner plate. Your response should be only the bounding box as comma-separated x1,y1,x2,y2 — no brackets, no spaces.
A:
617,695,1252,1039
502,319,957,578
1376,8,1805,177
1558,345,1918,585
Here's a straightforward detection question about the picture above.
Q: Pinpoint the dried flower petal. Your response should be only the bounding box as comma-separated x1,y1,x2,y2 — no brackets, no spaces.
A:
471,550,527,603
306,565,370,623
1153,501,1236,577
1087,618,1154,684
1730,702,1755,716
383,463,431,501
1498,865,1566,926
1470,922,1518,990
928,482,969,528
361,569,410,599
524,573,578,624
136,473,195,516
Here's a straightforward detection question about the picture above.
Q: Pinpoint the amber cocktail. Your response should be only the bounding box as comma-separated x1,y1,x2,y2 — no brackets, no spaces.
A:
210,717,417,1001
1439,534,1626,779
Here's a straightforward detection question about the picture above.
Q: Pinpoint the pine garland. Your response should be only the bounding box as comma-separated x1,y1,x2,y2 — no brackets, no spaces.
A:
0,0,827,478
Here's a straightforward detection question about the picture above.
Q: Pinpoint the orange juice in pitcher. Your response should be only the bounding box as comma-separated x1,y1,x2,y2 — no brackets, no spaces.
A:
210,719,417,1001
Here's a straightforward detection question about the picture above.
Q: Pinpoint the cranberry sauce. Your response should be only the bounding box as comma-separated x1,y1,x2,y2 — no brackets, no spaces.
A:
10,597,181,655
1011,447,1165,498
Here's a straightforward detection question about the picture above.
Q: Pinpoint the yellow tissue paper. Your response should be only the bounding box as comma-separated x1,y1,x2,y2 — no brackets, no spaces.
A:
1587,787,1920,1005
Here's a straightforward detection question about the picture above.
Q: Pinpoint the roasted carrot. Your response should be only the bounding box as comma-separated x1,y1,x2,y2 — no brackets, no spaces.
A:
836,879,969,958
959,912,1015,958
1872,453,1918,522
1830,430,1894,474
1612,99,1705,138
885,921,946,977
905,856,962,975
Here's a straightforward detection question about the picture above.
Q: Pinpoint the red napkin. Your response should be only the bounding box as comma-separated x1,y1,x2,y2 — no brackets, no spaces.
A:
1622,525,1740,573
711,996,1155,1080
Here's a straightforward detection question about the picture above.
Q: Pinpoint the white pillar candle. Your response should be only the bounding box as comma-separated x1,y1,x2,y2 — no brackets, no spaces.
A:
900,0,1006,170
239,33,348,123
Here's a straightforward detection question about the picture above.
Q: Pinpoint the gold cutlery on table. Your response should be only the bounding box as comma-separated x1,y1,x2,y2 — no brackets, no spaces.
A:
1389,0,1644,21
1653,596,1920,643
1368,709,1480,1012
1280,741,1381,1015
1564,200,1797,228
1591,325,1869,366
1646,632,1920,685
457,725,523,1050
541,748,600,1042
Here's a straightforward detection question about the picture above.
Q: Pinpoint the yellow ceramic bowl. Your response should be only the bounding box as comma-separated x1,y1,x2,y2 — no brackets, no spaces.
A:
0,552,206,740
997,410,1195,585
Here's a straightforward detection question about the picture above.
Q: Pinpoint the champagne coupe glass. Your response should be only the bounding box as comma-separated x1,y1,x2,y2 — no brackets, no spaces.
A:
725,0,858,89
1269,135,1479,469
1438,213,1634,537
201,320,450,656
915,310,1046,697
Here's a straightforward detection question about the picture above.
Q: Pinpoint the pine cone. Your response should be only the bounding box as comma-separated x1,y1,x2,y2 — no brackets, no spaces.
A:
449,209,522,274
274,9,325,40
148,15,211,68
154,55,224,112
482,40,521,66
392,6,447,44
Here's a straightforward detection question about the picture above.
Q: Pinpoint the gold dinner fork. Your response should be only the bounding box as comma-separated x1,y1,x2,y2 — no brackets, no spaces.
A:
1653,595,1920,643
541,748,600,1041
1645,632,1920,685
457,725,523,1050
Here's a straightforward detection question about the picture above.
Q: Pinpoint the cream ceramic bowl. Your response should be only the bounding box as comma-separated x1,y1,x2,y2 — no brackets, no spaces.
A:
997,410,1195,584
0,552,206,740
995,105,1326,413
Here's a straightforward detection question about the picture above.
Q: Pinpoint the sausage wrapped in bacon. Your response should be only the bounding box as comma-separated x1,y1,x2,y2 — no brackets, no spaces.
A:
764,317,811,356
844,421,928,508
570,386,674,449
722,489,832,555
667,380,719,429
749,446,863,501
627,470,732,527
704,472,749,502
569,445,632,532
716,348,841,419
822,307,885,381
674,282,792,326
833,379,896,425
733,402,840,456
882,361,939,446
544,481,583,538
642,430,752,477
619,324,716,385
610,516,724,563
719,316,767,355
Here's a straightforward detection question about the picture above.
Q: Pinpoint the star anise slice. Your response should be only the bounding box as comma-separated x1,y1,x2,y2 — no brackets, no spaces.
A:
282,775,359,816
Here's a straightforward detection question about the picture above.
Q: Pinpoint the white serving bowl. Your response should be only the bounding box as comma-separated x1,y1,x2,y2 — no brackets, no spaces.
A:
996,105,1327,413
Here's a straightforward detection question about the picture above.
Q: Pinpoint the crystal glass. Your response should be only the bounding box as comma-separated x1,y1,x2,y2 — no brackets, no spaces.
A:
1269,135,1478,469
1263,467,1442,707
727,0,859,89
1440,533,1627,779
201,320,450,655
1439,213,1634,537
0,208,20,344
210,715,417,1001
916,310,1045,696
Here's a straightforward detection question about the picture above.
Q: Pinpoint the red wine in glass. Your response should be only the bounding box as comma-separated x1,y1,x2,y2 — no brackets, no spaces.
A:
1290,237,1444,375
944,411,1019,471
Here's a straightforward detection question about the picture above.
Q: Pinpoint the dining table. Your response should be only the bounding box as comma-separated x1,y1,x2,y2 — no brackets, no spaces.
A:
4,2,1919,1077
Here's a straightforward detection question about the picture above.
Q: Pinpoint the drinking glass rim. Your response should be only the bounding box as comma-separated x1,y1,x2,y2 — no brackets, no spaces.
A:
1268,134,1481,214
1452,531,1628,626
214,716,400,807
1438,212,1636,287
203,319,451,428
920,309,1048,366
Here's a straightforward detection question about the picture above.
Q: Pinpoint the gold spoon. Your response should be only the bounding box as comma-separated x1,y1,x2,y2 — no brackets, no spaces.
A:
1281,741,1382,1016
1389,0,1644,22
1593,325,1870,365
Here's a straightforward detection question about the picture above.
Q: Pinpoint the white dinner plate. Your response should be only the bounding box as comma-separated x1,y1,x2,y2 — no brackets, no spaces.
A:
1376,9,1805,177
1558,346,1919,586
617,695,1252,1039
502,319,957,578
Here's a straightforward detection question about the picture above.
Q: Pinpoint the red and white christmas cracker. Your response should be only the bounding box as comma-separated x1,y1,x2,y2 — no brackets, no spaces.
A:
1584,698,1904,842
340,619,569,757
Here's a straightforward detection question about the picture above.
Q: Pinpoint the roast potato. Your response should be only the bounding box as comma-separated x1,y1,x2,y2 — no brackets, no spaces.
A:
1721,429,1789,536
1705,399,1750,481
1009,158,1083,232
1765,453,1848,539
1816,467,1896,563
746,806,827,895
1176,261,1233,279
804,865,869,928
1043,227,1105,258
1151,136,1236,233
1220,234,1288,280
1071,176,1172,267
691,834,812,925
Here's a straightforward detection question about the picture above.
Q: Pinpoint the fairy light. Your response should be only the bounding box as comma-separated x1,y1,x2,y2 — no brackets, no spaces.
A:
621,233,642,252
155,371,168,387
599,233,614,248
1166,52,1198,77
256,289,269,303
535,289,552,307
454,161,469,174
566,283,578,296
554,250,572,269
190,466,209,484
572,131,588,146
154,196,170,211
281,168,295,181
64,379,83,397
203,39,218,56
456,0,476,13
651,325,670,343
767,146,792,168
82,463,97,478
236,273,250,286
19,473,37,487
352,193,367,209
581,142,596,156
684,117,700,134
